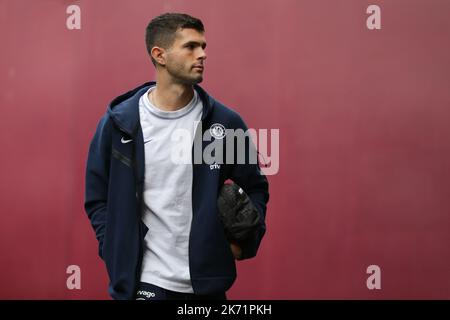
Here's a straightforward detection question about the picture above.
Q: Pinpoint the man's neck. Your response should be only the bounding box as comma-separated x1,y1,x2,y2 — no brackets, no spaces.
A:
149,75,194,112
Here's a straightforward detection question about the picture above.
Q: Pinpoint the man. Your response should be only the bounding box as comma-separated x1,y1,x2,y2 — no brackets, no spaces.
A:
84,13,269,300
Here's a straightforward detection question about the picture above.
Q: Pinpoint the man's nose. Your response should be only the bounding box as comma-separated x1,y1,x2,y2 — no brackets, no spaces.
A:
198,48,207,61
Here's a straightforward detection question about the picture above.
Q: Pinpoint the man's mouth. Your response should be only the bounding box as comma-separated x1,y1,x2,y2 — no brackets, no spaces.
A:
193,65,204,70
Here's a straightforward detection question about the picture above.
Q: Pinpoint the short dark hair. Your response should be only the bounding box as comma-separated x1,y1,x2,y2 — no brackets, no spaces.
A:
145,13,205,67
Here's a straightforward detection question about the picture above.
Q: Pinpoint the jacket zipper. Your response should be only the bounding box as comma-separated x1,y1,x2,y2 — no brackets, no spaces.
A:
115,123,144,298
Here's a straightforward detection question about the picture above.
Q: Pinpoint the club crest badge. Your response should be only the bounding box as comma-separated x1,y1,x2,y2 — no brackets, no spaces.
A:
209,123,226,139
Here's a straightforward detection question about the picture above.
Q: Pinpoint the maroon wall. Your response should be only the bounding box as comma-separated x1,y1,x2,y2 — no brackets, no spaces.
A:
1,0,449,299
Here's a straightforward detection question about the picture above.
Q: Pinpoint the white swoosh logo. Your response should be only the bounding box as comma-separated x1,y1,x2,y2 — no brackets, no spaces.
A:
121,137,133,144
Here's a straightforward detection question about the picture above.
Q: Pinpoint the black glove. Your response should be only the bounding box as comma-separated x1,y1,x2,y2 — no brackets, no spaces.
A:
217,182,261,246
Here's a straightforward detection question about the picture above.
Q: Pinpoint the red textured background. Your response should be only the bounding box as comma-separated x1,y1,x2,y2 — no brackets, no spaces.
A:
0,0,449,299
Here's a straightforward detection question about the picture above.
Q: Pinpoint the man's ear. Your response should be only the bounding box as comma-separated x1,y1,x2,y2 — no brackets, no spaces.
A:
151,46,166,66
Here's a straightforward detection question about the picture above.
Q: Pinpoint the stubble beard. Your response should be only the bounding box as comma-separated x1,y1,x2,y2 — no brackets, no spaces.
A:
166,60,203,86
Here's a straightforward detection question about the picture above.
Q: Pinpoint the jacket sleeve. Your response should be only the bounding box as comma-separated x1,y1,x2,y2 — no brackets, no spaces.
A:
84,114,112,260
228,116,270,260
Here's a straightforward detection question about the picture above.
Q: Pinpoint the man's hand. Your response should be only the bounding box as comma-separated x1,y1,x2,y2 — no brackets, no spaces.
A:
230,242,243,260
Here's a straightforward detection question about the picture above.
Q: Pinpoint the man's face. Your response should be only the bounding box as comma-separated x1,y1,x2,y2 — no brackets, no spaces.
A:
163,28,207,85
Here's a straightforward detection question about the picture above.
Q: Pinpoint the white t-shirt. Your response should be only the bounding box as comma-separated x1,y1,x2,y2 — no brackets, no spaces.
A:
138,86,203,293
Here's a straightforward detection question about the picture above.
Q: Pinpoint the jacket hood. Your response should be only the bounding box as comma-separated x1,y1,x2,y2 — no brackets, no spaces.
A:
107,81,214,136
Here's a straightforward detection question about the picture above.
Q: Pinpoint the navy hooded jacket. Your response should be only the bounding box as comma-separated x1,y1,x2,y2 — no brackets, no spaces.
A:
84,81,269,300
